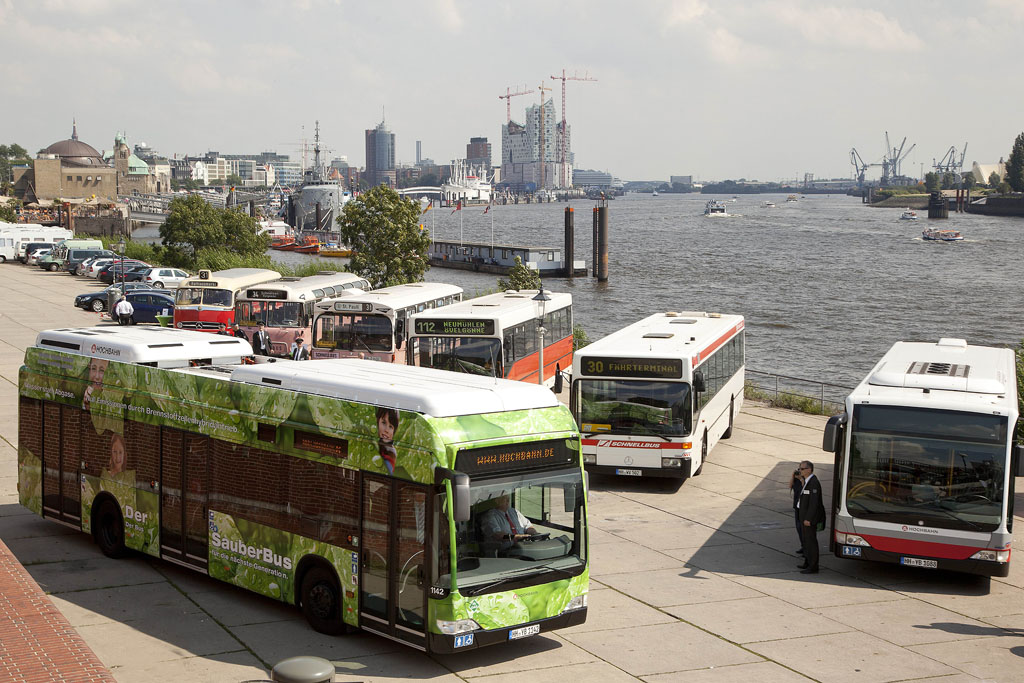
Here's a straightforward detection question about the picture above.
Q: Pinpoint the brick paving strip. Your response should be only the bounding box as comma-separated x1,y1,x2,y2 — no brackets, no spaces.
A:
0,538,115,683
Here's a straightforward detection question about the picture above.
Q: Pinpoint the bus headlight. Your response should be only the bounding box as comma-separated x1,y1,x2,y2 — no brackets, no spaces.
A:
436,618,481,634
661,457,683,468
970,549,1010,563
836,532,871,547
562,594,587,612
582,453,597,465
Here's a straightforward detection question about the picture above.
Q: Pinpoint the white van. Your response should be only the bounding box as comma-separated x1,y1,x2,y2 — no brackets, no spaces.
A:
13,227,73,262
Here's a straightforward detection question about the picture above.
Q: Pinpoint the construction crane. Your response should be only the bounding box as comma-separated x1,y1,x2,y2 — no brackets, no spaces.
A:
881,132,915,186
849,148,871,189
933,143,968,182
536,81,552,191
550,69,597,188
497,86,534,124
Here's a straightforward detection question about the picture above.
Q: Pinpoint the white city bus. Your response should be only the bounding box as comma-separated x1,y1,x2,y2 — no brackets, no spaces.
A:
407,290,573,386
312,282,463,362
173,268,282,332
235,271,371,356
571,311,745,478
822,338,1024,577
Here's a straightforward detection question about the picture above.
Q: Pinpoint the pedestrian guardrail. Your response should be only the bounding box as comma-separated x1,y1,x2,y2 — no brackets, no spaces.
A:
745,369,852,416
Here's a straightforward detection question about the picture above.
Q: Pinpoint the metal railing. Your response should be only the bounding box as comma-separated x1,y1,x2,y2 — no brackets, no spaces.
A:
745,369,852,416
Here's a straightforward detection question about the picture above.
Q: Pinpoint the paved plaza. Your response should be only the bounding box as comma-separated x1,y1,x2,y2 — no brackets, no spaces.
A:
1,264,1023,682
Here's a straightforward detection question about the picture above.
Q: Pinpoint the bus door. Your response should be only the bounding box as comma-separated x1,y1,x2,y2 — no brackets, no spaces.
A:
360,474,429,649
159,428,209,570
823,414,847,553
41,401,81,526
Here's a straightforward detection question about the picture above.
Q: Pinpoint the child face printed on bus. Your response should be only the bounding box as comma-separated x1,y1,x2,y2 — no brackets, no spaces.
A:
377,407,398,444
108,433,126,475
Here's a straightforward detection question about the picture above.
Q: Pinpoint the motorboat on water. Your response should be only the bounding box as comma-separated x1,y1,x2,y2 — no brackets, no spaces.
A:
900,209,918,220
922,228,963,242
319,244,353,258
785,195,798,203
704,200,729,217
762,200,776,208
652,190,659,196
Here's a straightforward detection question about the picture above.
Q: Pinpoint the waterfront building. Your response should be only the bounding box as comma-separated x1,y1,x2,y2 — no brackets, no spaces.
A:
573,169,614,189
12,122,117,202
365,119,396,188
466,137,492,171
500,98,572,190
971,160,1006,185
670,175,693,186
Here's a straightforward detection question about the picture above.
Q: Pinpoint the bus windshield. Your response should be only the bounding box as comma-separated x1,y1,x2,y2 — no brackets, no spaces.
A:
846,405,1007,532
577,379,691,437
442,468,586,596
314,313,393,352
410,337,501,377
238,301,306,328
176,287,233,308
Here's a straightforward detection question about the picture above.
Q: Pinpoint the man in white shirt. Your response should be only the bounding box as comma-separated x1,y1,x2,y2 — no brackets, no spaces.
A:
113,296,134,326
480,495,537,547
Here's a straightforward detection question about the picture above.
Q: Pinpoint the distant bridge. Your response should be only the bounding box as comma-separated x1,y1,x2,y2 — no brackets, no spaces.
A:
396,187,442,197
123,190,267,224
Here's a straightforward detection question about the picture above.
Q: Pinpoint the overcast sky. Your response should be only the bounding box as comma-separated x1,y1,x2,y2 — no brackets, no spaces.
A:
2,0,1022,182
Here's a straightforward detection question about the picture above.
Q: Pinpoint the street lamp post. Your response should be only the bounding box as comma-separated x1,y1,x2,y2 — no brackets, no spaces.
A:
114,236,127,291
532,288,550,386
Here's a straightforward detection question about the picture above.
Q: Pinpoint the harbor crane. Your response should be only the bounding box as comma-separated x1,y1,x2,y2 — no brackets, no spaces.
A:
881,132,915,185
550,69,597,188
849,148,879,189
498,86,534,124
933,143,968,182
537,81,553,191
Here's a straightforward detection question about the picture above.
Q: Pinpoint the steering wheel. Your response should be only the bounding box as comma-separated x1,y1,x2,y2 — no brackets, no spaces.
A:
953,494,992,504
524,533,551,542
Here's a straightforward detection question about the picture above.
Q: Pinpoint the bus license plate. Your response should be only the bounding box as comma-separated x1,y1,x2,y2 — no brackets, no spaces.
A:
508,624,540,640
901,557,938,569
616,468,642,476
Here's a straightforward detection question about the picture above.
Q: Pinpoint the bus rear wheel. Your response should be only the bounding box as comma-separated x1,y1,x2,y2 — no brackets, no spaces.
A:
94,499,127,558
301,565,345,635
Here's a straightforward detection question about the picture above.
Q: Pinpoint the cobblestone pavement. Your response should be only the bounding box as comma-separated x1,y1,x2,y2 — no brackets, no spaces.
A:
1,263,1021,682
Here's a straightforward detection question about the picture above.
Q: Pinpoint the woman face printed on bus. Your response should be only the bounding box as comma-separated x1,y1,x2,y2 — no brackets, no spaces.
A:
83,358,109,409
108,433,126,475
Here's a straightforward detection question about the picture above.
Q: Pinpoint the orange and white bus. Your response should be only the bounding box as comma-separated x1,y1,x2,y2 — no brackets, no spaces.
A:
571,311,745,479
311,282,463,362
173,268,281,332
407,290,573,386
235,271,371,356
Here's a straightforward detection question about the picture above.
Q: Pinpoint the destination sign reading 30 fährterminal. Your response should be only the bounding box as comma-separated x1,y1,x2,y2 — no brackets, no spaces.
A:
580,356,683,379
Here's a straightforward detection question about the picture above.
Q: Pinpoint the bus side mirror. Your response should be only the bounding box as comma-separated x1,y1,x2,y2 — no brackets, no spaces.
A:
553,364,563,394
823,413,847,452
1015,444,1024,477
692,370,706,393
563,483,576,512
452,473,471,522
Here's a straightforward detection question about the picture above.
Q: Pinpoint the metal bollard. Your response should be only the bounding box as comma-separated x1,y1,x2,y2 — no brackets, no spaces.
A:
271,656,335,683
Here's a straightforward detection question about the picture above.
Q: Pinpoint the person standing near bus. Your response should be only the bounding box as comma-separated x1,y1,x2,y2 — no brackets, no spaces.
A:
790,466,805,555
291,334,310,361
251,321,271,356
796,461,825,574
113,295,134,326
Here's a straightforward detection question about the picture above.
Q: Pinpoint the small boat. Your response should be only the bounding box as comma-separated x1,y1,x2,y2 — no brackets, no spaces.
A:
922,228,963,242
786,195,798,203
319,244,353,258
703,200,729,217
762,200,776,208
900,209,918,220
270,235,296,250
652,190,659,196
294,242,321,254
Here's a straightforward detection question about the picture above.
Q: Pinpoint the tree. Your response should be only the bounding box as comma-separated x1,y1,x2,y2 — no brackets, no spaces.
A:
225,174,244,188
962,174,975,190
941,172,955,190
924,172,941,193
1004,132,1024,192
159,194,269,268
336,185,430,288
497,256,541,291
988,171,1001,188
0,143,31,192
0,200,18,222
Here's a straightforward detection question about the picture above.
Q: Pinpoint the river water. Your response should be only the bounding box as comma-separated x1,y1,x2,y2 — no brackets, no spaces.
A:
142,193,1024,387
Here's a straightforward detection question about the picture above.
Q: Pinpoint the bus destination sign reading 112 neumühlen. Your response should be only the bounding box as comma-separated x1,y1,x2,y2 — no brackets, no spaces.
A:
414,319,495,336
580,356,683,379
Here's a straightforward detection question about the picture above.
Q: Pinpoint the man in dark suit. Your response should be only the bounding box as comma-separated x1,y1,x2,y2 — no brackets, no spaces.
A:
797,460,826,574
252,321,271,355
291,334,310,361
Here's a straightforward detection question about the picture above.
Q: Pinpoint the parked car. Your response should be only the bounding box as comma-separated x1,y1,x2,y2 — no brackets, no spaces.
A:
26,248,51,266
124,290,175,324
129,267,191,289
97,260,151,284
81,257,115,277
17,243,53,264
57,249,114,274
74,283,154,312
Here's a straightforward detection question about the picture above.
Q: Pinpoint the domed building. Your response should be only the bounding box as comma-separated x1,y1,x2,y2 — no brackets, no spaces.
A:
12,121,117,203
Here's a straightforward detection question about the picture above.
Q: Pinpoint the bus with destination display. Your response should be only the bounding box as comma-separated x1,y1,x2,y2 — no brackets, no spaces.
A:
571,311,745,478
312,283,462,362
822,338,1024,577
407,290,573,386
18,326,588,651
174,268,281,332
235,271,371,356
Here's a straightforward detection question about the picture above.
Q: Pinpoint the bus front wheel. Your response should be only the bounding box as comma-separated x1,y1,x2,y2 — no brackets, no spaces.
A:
301,565,345,635
94,498,127,558
693,430,708,476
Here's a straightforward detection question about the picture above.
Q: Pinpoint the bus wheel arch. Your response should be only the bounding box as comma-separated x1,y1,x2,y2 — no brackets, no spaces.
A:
92,493,128,558
722,397,735,440
295,555,347,635
694,429,708,476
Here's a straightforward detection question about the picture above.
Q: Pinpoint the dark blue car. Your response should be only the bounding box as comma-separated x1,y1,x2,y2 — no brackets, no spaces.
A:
124,291,175,324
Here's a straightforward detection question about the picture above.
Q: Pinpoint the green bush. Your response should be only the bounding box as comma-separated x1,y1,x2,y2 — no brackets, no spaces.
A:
743,381,840,416
573,324,590,351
